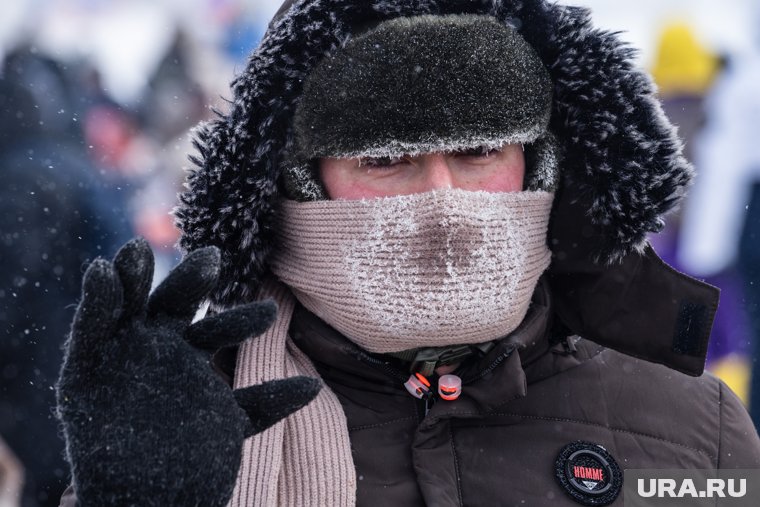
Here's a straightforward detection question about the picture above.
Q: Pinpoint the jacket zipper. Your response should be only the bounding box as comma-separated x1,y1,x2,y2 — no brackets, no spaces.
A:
461,345,517,384
343,341,521,420
344,342,521,385
339,344,434,421
339,344,409,384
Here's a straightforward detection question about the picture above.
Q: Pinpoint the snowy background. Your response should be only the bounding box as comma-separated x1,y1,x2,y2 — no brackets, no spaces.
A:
1,0,758,104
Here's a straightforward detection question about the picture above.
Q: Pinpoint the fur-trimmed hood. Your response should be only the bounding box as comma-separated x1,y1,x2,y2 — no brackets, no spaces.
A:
174,0,692,309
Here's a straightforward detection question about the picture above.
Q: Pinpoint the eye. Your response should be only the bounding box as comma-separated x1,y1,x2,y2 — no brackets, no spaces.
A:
358,155,406,168
454,146,499,158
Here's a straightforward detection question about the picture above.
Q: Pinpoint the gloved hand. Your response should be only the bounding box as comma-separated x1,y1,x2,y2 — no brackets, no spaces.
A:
56,238,320,506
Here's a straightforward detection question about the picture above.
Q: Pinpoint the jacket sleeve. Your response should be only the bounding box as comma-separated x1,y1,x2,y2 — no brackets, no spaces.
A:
717,380,760,468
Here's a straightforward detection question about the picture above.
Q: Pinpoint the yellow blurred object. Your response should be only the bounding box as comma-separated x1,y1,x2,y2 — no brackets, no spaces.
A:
651,22,720,96
708,354,751,405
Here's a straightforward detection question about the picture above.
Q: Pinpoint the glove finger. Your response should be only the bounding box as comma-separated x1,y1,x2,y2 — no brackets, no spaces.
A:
67,259,123,364
185,300,277,350
234,377,322,437
113,237,154,322
147,246,220,322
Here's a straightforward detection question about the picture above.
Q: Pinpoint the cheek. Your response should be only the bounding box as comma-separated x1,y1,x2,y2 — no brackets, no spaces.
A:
476,167,525,193
466,148,526,193
319,159,350,199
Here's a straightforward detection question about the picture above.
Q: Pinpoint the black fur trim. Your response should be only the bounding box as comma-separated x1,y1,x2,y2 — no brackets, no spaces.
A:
174,0,693,307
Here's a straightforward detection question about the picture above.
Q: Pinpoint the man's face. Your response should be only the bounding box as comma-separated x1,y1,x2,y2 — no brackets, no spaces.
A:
318,144,525,199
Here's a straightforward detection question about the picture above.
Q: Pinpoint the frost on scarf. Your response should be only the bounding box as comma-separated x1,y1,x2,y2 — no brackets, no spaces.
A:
271,189,554,353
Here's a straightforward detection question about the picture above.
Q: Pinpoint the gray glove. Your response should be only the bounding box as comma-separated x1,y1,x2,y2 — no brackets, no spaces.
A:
56,238,320,506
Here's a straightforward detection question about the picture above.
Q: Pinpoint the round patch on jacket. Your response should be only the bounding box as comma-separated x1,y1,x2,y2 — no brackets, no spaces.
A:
555,441,622,506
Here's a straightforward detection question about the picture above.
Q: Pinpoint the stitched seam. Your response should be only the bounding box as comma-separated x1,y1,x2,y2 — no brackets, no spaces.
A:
717,381,723,468
525,340,605,386
492,412,718,461
450,424,464,506
348,415,417,432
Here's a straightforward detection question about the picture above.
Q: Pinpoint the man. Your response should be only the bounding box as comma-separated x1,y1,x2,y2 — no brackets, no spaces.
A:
57,0,760,506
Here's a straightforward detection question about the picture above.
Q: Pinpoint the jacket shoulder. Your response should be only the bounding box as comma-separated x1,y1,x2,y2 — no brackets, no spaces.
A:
514,341,760,467
588,346,760,468
712,371,760,468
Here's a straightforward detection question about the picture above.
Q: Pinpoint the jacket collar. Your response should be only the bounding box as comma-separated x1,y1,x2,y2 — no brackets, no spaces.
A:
548,195,719,378
288,277,593,415
546,184,719,377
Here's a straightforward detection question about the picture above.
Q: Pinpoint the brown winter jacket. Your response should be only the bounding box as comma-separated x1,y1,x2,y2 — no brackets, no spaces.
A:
59,247,760,507
287,279,760,505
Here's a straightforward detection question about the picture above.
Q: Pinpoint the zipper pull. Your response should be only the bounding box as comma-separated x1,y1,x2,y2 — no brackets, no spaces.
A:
405,371,463,406
404,372,432,399
438,374,463,401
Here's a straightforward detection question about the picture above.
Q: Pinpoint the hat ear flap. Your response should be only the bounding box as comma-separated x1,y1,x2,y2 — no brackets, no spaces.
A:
524,131,562,192
281,160,329,202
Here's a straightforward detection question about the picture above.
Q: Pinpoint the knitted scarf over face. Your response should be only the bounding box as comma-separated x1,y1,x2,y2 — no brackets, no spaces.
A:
231,189,553,505
273,189,554,352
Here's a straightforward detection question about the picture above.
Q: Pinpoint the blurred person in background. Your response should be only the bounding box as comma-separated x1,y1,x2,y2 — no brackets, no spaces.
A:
678,4,760,428
138,29,207,147
0,48,132,507
0,3,252,506
649,22,753,402
219,2,271,65
131,27,211,281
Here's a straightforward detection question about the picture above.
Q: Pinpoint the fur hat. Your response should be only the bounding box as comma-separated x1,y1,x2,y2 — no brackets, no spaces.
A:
174,0,692,308
283,14,560,200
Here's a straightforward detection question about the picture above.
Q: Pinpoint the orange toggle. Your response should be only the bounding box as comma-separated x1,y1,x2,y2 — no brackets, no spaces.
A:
438,374,462,401
404,374,431,399
415,372,431,387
